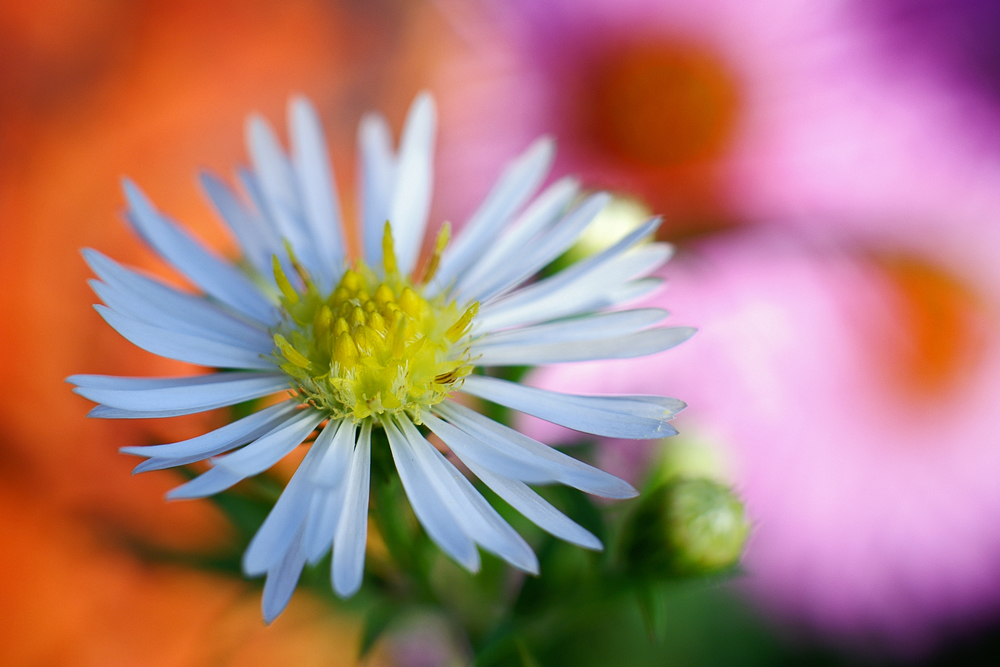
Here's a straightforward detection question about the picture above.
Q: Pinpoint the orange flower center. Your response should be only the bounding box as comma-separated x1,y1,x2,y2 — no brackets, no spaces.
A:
875,255,987,399
585,42,740,168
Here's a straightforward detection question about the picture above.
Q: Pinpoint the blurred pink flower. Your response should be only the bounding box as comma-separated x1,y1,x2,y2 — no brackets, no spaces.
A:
858,0,1000,121
433,0,864,237
522,229,1000,654
433,0,1000,654
517,57,1000,642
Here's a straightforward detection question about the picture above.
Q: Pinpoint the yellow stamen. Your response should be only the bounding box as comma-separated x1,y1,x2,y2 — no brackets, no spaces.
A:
332,286,351,304
374,284,395,307
341,269,362,292
334,332,358,363
398,287,421,317
421,222,451,285
314,305,332,340
270,256,477,420
367,311,386,334
382,222,398,276
446,302,479,342
283,239,313,290
392,317,408,359
274,333,312,369
333,316,349,337
272,256,299,305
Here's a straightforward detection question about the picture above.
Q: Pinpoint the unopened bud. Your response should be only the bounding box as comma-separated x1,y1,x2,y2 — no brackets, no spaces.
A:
623,478,749,578
563,195,653,265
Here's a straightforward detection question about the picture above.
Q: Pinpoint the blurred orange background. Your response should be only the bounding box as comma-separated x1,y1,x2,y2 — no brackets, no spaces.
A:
0,1,461,664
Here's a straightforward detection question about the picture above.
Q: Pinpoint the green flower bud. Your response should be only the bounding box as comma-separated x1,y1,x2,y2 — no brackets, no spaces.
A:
623,478,750,578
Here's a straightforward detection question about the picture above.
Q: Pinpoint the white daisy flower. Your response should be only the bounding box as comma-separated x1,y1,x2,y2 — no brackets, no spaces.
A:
68,93,693,622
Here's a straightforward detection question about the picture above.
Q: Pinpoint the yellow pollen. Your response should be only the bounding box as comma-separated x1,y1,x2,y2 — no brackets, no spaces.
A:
269,235,475,421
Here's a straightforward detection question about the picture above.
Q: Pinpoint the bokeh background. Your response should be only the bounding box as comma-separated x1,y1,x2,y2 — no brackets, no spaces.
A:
4,0,1000,665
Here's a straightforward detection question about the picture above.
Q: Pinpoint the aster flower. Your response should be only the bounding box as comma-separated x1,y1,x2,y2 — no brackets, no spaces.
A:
67,93,692,622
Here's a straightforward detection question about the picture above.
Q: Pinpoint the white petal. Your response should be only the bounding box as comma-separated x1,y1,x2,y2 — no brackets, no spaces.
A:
246,114,328,283
444,178,579,298
388,92,436,276
358,113,396,267
95,305,275,370
397,415,537,574
122,179,278,325
434,401,638,499
421,410,557,484
243,430,330,575
212,409,324,477
86,405,180,419
167,465,244,499
85,249,272,348
310,418,356,488
289,96,346,283
246,115,308,244
70,372,259,390
464,193,610,303
446,466,539,574
261,531,308,624
332,421,372,597
384,417,480,572
460,374,683,440
302,484,346,564
238,167,287,257
473,309,668,348
475,220,669,331
89,280,266,352
198,170,277,274
70,372,288,415
123,400,297,471
463,459,602,550
477,217,663,314
472,326,696,366
594,277,666,310
435,137,554,288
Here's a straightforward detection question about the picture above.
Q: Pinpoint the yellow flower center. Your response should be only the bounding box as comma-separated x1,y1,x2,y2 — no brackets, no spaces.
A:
270,224,475,421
